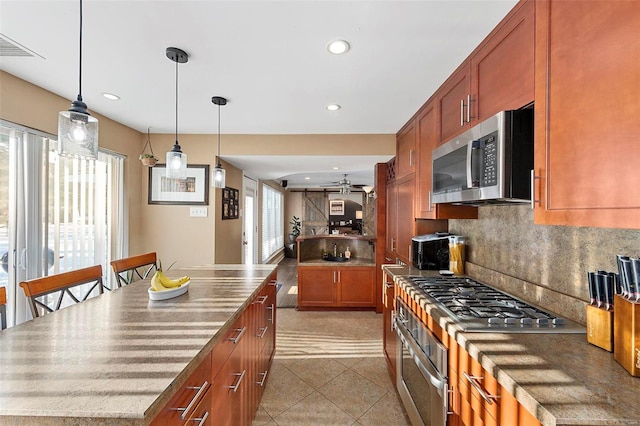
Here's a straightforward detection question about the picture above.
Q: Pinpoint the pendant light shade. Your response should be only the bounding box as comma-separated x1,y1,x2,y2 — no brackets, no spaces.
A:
211,96,227,188
166,47,189,179
58,0,98,159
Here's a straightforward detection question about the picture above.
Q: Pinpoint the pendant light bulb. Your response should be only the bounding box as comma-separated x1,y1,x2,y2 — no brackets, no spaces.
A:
58,0,99,159
211,96,227,188
165,47,189,179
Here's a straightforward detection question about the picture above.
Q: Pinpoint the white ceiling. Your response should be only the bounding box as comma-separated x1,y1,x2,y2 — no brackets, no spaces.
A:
0,0,518,188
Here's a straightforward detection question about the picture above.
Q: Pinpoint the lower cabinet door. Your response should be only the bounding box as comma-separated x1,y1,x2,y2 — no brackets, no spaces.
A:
186,388,212,426
338,267,375,307
382,280,397,378
211,348,244,426
298,267,336,307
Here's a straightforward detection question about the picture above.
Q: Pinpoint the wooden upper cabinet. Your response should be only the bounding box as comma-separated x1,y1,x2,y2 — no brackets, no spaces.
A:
396,175,415,264
470,0,534,122
396,122,416,179
438,65,471,144
436,0,534,146
385,180,398,257
534,0,640,229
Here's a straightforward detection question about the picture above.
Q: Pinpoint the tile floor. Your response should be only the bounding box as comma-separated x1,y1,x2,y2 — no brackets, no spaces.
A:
254,308,411,425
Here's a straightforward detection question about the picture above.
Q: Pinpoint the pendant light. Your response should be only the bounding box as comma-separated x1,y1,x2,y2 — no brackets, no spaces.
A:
57,0,98,159
211,96,227,188
165,47,189,179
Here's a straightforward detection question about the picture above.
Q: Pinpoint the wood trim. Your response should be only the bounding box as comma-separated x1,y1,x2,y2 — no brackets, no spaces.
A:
19,265,103,298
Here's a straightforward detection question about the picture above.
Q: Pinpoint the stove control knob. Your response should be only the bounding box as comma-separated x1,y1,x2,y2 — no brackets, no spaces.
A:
551,318,565,325
487,318,500,325
504,318,517,324
536,318,549,325
520,318,533,325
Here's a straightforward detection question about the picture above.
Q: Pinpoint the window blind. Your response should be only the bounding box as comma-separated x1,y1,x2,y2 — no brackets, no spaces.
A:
261,185,283,262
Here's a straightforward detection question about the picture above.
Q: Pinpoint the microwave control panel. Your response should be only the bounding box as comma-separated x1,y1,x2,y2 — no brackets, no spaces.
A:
481,131,498,187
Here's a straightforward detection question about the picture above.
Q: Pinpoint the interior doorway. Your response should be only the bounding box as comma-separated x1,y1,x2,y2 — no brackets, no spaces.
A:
242,175,258,264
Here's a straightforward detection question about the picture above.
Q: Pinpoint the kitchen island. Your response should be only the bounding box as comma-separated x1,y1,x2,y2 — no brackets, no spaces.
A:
383,265,640,426
297,235,377,310
0,264,277,425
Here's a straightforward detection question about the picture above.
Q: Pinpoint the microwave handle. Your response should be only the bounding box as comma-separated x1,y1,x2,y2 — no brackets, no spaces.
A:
467,140,482,189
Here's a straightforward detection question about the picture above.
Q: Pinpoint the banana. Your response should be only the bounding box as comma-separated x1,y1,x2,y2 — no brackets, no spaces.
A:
157,270,190,288
150,272,171,292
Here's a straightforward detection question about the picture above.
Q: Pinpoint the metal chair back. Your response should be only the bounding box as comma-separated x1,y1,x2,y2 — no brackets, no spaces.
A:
19,265,104,319
110,252,158,288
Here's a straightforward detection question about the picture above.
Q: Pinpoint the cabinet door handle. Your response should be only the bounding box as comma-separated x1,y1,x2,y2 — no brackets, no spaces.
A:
226,370,246,393
257,370,268,387
254,295,268,304
390,310,396,332
385,257,393,262
384,281,394,290
463,372,499,404
530,169,541,209
267,304,274,323
171,380,209,420
467,94,474,123
447,386,456,415
409,149,413,166
333,271,336,283
338,271,341,283
227,327,246,344
189,411,209,426
460,98,465,126
391,238,395,252
428,190,433,212
257,326,268,339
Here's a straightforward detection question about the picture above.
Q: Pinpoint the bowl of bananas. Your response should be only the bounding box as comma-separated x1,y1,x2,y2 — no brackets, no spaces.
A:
148,270,191,301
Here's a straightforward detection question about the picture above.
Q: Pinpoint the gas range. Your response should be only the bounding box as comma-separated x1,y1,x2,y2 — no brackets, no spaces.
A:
402,275,585,333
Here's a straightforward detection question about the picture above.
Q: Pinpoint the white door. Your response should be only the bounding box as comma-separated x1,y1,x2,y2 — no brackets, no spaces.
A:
242,175,258,264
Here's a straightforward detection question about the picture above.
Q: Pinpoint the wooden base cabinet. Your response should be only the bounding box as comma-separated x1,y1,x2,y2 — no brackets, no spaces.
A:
153,272,277,426
298,266,376,309
533,0,640,229
382,271,397,381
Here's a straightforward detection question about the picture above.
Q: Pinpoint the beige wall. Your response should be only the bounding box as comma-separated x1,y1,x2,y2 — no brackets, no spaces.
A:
0,71,145,255
1,71,395,267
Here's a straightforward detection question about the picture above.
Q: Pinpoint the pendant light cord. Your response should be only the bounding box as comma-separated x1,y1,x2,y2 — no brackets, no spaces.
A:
175,58,179,145
78,0,83,102
217,103,221,166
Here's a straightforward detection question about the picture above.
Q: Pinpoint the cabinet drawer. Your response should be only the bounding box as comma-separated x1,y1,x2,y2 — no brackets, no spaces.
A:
151,353,212,425
185,388,212,426
211,315,246,380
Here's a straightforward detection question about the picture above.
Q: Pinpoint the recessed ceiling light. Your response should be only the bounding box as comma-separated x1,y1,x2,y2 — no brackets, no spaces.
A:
304,177,311,180
332,166,340,170
102,92,120,101
326,104,341,111
327,39,350,55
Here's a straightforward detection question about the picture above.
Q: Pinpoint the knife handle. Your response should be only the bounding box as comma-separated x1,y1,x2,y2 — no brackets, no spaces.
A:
620,258,633,299
603,274,614,311
587,272,596,306
631,258,640,301
594,273,605,308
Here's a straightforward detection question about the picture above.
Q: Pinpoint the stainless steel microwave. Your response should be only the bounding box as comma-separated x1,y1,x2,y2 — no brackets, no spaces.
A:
431,109,534,204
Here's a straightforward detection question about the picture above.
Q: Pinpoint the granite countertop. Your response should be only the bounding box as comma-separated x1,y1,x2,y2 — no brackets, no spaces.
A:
0,264,277,425
383,265,640,426
298,258,375,267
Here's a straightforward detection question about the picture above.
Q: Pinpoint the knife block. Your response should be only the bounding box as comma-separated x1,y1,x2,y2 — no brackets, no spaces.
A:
586,304,614,352
613,295,640,377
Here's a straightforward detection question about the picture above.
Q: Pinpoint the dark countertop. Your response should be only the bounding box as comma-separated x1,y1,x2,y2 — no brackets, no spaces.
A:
383,265,640,426
296,235,376,242
299,257,375,267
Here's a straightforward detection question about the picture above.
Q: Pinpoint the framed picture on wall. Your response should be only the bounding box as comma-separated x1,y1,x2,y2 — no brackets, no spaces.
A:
329,200,344,215
148,164,209,205
222,187,239,220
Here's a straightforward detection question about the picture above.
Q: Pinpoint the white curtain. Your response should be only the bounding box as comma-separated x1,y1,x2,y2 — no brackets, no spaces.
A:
261,184,283,262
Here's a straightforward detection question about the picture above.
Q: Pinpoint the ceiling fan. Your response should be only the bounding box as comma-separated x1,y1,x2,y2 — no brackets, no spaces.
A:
320,174,365,194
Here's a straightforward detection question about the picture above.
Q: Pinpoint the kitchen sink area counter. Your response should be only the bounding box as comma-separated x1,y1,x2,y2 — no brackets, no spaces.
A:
297,234,376,266
383,265,640,426
0,264,278,425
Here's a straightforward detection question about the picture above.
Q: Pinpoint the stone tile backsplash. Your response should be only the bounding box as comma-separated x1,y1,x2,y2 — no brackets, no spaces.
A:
448,204,640,324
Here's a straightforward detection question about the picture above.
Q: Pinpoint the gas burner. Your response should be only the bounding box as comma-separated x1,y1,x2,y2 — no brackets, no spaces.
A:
402,275,585,333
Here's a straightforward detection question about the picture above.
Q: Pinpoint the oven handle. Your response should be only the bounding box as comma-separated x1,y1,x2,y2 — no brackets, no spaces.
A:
395,316,446,392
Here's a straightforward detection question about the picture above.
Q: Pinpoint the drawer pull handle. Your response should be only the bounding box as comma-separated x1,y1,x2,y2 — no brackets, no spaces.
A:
255,295,268,304
257,326,268,339
190,411,209,426
171,380,209,420
226,370,246,393
257,370,268,387
463,372,499,404
227,327,246,344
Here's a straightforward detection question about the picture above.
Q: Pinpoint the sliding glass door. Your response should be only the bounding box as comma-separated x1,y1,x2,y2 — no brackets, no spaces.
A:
0,121,125,327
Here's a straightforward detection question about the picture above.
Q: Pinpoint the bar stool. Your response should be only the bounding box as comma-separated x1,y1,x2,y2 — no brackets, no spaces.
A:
0,287,7,330
19,265,104,319
110,252,158,288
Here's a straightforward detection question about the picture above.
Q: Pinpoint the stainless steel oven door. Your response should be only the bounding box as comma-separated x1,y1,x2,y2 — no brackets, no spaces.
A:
395,309,448,426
